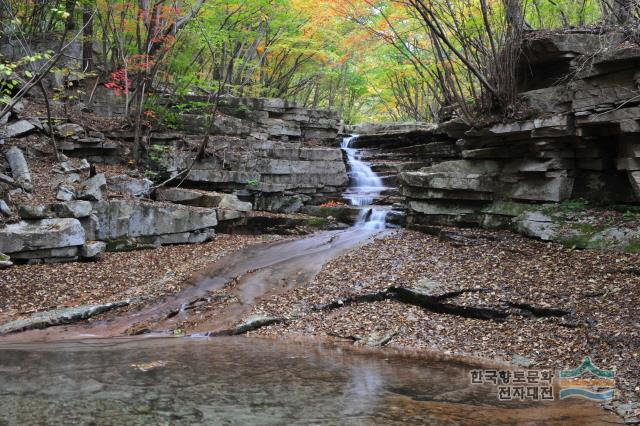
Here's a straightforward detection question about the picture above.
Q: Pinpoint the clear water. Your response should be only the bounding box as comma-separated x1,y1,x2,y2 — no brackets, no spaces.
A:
0,337,612,425
341,136,388,230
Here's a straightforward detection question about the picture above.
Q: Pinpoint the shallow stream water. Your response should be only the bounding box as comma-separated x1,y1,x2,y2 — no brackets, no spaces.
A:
0,337,618,425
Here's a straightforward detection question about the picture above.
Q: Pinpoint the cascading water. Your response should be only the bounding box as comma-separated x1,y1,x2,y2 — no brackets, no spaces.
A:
341,135,388,230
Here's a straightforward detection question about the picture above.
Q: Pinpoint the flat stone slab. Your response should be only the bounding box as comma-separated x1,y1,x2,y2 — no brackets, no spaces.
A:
0,300,131,335
0,218,85,254
93,200,218,240
2,120,35,138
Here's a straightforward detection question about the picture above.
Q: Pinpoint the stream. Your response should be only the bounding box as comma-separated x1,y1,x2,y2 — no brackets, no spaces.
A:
0,138,620,423
0,337,617,425
342,135,389,230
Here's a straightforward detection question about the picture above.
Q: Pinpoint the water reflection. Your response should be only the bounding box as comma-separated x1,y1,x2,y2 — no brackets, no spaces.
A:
0,337,618,425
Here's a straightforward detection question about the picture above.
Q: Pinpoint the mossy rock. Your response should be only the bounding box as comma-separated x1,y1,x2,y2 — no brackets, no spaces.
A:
306,217,328,227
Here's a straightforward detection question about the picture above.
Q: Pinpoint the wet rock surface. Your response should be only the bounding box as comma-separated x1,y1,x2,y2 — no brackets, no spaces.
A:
0,300,131,334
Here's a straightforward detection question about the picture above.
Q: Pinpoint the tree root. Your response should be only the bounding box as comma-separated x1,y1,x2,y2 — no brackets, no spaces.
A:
312,286,571,322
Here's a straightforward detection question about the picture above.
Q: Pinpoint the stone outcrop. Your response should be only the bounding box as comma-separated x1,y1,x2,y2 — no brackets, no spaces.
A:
92,199,218,248
397,32,640,232
171,95,340,144
0,218,85,262
155,188,251,221
153,137,347,213
341,123,458,208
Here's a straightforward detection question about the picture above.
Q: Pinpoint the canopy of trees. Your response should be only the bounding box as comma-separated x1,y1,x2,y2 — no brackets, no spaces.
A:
0,0,634,124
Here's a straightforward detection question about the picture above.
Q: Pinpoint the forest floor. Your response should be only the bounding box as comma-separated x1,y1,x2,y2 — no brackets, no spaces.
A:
2,224,638,419
0,234,267,324
246,227,640,420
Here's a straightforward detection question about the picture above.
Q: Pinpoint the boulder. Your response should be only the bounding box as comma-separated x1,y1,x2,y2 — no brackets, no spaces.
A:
5,146,32,191
0,200,12,216
55,123,85,138
56,185,76,201
77,173,106,201
217,193,252,212
17,204,52,219
10,246,80,261
80,214,100,241
52,201,92,218
81,241,107,259
108,175,152,198
155,187,215,206
1,120,35,138
155,188,252,216
515,211,559,241
93,200,218,241
52,172,81,187
0,218,86,254
56,158,90,173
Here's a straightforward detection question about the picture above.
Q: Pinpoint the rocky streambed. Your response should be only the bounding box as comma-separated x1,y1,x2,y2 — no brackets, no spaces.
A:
0,225,638,422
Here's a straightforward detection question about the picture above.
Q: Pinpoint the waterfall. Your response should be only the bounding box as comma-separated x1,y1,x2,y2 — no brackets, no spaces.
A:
341,135,388,230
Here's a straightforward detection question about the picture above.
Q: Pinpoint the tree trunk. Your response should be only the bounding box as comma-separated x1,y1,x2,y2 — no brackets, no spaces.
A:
602,0,634,26
82,6,93,71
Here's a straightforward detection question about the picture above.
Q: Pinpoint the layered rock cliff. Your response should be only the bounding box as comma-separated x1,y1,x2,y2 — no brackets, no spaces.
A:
400,32,640,231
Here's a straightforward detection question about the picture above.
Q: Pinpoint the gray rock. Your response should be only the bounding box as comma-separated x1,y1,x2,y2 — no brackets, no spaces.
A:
156,188,251,219
52,172,81,187
5,146,32,191
79,214,100,241
412,278,442,296
0,200,11,216
10,246,80,260
218,193,252,212
151,228,215,246
11,100,24,116
17,204,52,219
27,117,44,131
0,300,131,335
1,120,35,138
0,218,86,254
93,200,218,241
77,173,106,201
108,175,152,198
56,158,90,173
155,188,215,206
81,241,107,259
56,185,76,201
52,201,92,218
515,211,559,241
255,194,308,213
55,123,85,138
